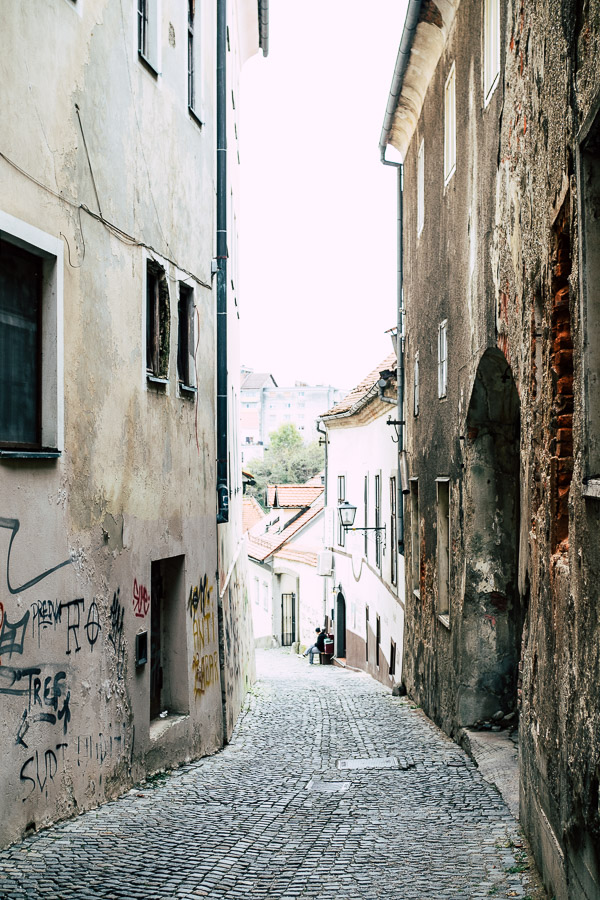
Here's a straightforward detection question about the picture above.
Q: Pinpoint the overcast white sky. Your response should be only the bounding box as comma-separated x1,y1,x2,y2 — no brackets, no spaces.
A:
239,0,409,393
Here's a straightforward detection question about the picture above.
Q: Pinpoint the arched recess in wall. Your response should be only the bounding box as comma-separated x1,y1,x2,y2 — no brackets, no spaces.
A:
458,348,523,727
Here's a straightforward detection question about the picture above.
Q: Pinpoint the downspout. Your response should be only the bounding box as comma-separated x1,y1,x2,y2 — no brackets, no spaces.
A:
379,0,422,554
316,419,329,627
216,0,228,524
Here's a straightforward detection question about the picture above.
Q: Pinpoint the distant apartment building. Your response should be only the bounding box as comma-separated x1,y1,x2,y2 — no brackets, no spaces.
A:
240,370,344,463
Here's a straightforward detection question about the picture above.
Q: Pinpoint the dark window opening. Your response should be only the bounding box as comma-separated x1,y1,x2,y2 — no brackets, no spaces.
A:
390,639,396,677
138,0,148,57
0,240,42,448
146,260,170,380
365,605,369,662
375,474,382,568
437,480,450,618
376,615,381,667
177,283,196,391
188,0,195,110
390,477,397,585
150,556,189,720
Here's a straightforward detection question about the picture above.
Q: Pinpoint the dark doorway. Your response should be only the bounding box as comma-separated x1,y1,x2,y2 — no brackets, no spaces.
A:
335,592,346,657
150,556,189,721
281,592,296,646
459,349,522,726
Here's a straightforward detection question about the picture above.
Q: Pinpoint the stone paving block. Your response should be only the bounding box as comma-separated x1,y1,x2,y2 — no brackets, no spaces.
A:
0,649,544,899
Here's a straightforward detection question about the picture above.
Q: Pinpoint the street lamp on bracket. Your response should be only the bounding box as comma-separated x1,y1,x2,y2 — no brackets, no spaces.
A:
337,500,386,537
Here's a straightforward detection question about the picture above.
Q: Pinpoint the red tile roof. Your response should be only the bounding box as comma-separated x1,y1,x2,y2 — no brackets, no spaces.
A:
247,496,324,562
266,485,324,508
242,497,265,534
320,352,397,418
275,548,319,567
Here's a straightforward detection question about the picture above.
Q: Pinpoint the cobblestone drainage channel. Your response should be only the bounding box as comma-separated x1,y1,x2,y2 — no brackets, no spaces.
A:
337,756,415,770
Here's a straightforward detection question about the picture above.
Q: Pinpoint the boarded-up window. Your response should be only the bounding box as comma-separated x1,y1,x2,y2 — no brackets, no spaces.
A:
146,260,170,380
178,283,196,390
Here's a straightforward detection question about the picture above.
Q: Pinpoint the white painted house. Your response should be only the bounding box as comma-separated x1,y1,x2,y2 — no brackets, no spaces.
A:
245,486,325,649
319,353,405,686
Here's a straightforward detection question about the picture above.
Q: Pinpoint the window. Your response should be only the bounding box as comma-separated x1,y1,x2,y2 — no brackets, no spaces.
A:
414,351,420,416
363,475,369,559
410,480,420,595
437,479,450,620
177,282,196,392
389,639,396,677
376,615,381,667
254,577,259,605
438,320,448,398
374,473,382,569
138,0,159,75
188,1,196,110
0,212,63,455
390,476,397,586
484,0,500,104
262,582,269,611
146,260,170,382
417,139,424,236
365,605,369,662
337,474,346,547
444,63,456,183
578,106,600,495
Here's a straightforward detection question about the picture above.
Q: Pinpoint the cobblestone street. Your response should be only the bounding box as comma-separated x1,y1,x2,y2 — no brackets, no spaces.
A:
0,650,543,900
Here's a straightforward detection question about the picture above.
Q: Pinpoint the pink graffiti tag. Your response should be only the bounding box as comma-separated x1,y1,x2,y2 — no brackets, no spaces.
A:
133,579,150,618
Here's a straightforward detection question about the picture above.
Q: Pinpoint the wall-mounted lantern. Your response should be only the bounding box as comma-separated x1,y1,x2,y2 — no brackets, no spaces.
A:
337,501,386,535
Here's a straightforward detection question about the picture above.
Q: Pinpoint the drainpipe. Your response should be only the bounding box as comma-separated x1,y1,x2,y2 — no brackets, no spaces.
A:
379,0,422,554
216,0,228,524
316,419,330,628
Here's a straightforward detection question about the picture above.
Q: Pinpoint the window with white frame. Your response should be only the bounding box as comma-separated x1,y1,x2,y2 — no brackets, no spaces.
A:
374,473,382,569
138,0,159,75
410,479,420,595
444,63,456,183
188,0,203,121
337,474,346,547
484,0,500,104
414,351,420,416
0,212,63,454
438,320,448,398
363,474,369,559
417,139,425,236
389,476,397,586
436,479,450,620
177,282,196,393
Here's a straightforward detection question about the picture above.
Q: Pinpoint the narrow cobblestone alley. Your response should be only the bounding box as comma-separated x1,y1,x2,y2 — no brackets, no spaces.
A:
0,651,543,900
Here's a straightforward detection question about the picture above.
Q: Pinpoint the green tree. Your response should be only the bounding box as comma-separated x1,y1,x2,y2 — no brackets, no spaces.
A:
245,424,324,508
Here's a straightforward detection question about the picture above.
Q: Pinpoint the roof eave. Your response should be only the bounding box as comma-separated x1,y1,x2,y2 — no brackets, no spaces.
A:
379,0,461,163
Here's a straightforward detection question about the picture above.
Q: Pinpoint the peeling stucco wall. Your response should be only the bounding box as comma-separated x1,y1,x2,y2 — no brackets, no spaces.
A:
397,1,600,897
0,0,255,848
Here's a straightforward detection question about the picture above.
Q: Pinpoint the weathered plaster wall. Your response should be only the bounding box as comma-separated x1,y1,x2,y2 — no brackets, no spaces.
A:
0,0,255,847
399,0,600,897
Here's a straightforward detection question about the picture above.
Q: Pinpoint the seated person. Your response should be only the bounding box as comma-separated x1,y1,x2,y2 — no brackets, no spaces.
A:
303,627,327,664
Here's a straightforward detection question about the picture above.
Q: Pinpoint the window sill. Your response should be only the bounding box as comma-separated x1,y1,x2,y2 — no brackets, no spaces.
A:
582,478,600,499
179,383,197,398
138,52,159,78
438,614,450,630
0,449,61,459
188,106,204,128
413,588,420,599
147,374,169,386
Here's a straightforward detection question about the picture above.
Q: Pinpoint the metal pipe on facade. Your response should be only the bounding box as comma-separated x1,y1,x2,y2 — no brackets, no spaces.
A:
216,0,228,524
379,2,422,555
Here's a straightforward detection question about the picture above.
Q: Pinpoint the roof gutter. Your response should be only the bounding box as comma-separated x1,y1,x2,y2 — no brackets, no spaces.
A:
258,0,269,57
379,0,423,164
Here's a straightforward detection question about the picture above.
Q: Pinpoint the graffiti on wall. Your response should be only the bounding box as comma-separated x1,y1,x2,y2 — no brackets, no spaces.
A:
132,578,150,618
0,514,130,806
188,575,217,698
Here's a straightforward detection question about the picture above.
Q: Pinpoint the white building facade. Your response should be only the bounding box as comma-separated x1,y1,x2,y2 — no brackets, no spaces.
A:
320,354,405,685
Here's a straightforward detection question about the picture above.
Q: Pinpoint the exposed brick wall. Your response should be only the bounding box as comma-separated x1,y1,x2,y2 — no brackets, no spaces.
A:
549,201,574,553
